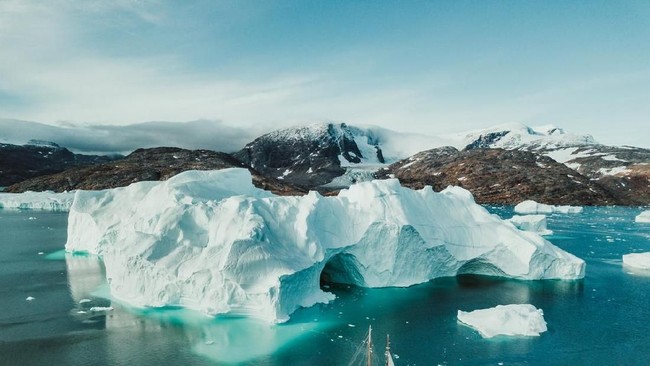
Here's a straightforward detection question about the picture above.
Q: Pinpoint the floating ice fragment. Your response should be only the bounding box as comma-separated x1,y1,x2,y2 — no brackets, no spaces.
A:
457,304,548,338
514,200,582,214
25,296,35,301
623,253,650,270
635,210,650,223
79,299,92,304
89,306,114,312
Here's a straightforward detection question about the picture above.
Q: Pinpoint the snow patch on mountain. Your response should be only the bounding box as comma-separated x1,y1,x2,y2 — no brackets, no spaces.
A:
65,168,585,323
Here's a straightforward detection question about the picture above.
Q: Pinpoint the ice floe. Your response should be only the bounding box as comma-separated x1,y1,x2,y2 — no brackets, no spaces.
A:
514,200,583,214
622,253,650,270
635,210,650,223
457,304,548,338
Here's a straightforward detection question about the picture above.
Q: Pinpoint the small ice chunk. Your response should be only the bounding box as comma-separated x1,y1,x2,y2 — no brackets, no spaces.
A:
89,306,114,312
623,253,650,270
514,200,582,214
635,210,650,223
37,252,44,255
25,296,35,301
457,304,547,338
347,324,355,327
79,299,92,304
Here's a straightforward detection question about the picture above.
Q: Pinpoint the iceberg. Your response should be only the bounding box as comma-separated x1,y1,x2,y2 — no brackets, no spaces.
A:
635,210,650,223
65,168,585,323
622,253,650,270
514,200,583,215
507,215,553,236
457,304,548,338
0,191,74,211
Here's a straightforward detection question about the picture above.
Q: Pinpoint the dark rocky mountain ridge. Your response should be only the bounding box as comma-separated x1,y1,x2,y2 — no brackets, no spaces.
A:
0,142,119,187
5,147,305,196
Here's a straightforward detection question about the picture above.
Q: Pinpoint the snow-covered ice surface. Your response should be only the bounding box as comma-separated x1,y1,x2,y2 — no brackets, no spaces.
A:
507,215,553,236
0,191,75,211
635,210,650,223
514,200,583,215
65,168,585,323
457,304,548,338
622,253,650,270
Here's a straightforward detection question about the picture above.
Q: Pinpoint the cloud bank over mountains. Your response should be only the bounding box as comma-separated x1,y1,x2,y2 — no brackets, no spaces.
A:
0,119,258,154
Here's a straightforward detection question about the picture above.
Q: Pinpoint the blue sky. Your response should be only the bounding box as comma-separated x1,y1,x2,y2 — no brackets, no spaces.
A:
1,0,649,147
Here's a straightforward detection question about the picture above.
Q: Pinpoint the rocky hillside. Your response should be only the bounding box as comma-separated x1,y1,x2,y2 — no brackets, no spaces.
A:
375,147,629,205
459,124,650,204
0,141,118,187
5,147,305,196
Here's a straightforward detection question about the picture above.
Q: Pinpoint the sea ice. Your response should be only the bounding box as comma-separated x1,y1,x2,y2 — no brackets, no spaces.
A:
514,200,583,214
0,191,74,211
65,168,585,323
507,215,553,236
457,304,548,338
25,296,35,301
622,253,650,270
635,210,650,223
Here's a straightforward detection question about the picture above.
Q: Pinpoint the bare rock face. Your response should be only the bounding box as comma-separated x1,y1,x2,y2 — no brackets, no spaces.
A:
5,147,305,196
0,142,118,187
233,123,384,187
376,147,626,205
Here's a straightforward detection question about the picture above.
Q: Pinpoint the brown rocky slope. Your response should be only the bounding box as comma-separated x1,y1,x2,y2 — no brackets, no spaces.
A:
375,147,631,205
5,147,305,196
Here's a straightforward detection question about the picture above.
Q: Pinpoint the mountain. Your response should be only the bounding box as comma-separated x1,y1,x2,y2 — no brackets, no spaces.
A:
457,123,650,204
0,141,119,188
233,122,453,188
375,147,627,205
5,147,305,196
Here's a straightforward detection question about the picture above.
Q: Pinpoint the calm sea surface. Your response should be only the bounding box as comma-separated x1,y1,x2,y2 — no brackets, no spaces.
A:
1,206,649,365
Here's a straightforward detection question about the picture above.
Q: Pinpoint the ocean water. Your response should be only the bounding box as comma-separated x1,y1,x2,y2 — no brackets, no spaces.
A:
0,207,649,365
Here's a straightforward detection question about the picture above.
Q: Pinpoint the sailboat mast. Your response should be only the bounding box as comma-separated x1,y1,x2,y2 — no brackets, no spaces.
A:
367,326,373,366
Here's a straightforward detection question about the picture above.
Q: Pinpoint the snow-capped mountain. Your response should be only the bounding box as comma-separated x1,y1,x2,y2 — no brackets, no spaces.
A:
456,123,650,204
233,122,454,187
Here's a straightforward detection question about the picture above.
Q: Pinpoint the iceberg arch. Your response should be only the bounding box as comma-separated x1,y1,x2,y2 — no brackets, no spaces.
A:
65,168,585,323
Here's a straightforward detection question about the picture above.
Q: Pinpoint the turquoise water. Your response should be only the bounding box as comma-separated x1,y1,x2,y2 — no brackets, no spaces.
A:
0,207,649,365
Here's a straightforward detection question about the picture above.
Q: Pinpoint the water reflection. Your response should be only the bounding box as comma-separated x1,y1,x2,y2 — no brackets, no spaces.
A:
64,252,332,364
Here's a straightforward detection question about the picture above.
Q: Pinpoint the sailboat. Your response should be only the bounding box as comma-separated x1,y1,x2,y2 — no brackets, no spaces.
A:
348,325,395,366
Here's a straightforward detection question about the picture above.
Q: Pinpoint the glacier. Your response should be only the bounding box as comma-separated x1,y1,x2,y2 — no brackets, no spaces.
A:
0,191,74,211
635,210,650,223
457,304,548,338
65,168,585,323
514,200,583,215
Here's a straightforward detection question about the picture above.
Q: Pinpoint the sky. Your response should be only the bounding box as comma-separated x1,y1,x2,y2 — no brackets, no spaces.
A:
1,0,649,148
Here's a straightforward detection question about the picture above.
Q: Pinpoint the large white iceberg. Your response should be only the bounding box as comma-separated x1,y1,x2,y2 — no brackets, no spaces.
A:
514,200,583,215
65,168,585,323
635,210,650,223
622,253,650,270
0,191,74,211
507,215,553,236
457,304,548,338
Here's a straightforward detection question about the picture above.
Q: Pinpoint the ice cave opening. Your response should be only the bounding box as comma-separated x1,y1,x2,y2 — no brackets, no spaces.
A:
319,253,365,289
